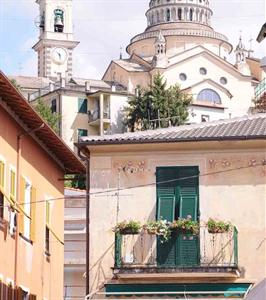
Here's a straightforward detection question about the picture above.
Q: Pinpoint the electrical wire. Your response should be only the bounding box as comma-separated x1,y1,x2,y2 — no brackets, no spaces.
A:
0,161,264,209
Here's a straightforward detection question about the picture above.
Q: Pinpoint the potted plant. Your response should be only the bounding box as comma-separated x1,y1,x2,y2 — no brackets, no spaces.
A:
207,218,232,234
170,218,200,235
144,220,171,242
113,220,142,235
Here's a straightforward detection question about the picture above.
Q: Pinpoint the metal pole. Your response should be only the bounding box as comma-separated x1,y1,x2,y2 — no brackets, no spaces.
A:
85,155,90,296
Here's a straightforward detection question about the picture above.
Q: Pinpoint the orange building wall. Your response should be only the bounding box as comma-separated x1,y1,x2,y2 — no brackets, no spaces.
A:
0,105,65,299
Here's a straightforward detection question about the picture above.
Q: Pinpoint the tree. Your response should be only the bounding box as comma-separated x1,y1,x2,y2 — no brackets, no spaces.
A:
35,98,61,134
125,73,192,132
10,79,21,91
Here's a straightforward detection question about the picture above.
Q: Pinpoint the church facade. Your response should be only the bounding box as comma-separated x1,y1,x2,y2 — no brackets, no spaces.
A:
103,0,265,123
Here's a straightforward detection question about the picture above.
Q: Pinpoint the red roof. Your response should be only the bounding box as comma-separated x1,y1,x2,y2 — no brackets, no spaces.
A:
0,71,85,174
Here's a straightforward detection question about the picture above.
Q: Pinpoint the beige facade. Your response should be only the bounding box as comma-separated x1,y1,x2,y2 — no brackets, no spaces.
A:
29,83,129,150
77,115,266,299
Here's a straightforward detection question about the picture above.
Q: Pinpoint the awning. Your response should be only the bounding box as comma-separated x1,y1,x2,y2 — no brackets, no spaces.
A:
245,278,266,300
104,283,252,298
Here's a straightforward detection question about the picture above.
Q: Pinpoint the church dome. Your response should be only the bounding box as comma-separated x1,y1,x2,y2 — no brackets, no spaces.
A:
126,0,232,58
147,0,212,29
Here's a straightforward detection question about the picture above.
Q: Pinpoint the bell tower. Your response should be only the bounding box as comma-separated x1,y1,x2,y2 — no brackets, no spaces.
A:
33,0,79,80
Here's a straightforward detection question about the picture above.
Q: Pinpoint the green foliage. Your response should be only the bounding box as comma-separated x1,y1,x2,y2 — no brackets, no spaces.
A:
125,73,192,132
207,218,232,234
170,219,199,235
113,220,142,234
35,98,61,134
10,79,21,91
64,174,86,190
144,219,171,242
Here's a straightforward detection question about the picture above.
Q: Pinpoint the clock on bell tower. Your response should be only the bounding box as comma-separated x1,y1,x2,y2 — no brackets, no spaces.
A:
33,0,79,80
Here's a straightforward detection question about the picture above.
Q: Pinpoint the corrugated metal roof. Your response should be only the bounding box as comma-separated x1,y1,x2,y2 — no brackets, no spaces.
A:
0,71,85,174
78,114,266,146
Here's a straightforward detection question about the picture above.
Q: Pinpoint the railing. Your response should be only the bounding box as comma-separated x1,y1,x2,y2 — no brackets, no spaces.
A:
130,28,229,44
88,109,110,123
255,78,266,100
115,226,238,269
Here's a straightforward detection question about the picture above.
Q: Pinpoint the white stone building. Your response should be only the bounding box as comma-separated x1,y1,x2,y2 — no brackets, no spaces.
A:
103,0,266,123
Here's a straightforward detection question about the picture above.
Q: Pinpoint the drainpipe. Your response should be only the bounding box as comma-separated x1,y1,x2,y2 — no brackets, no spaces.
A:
77,148,90,296
14,123,45,288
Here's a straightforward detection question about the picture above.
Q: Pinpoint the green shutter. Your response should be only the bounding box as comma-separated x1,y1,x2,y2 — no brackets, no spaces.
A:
179,187,198,221
177,234,199,266
157,234,177,267
157,189,175,221
114,233,122,268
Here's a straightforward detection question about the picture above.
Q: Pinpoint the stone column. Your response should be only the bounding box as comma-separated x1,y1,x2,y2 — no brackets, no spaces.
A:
100,93,104,136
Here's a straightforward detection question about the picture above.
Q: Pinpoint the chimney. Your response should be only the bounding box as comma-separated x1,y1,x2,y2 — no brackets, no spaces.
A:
85,81,91,91
49,82,55,92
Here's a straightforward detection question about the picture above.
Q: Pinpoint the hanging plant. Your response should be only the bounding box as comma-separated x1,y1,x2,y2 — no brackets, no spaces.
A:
170,218,200,235
144,220,171,242
207,218,232,234
113,220,142,235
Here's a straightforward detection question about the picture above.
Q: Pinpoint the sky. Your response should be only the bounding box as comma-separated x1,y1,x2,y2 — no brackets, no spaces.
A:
0,0,265,80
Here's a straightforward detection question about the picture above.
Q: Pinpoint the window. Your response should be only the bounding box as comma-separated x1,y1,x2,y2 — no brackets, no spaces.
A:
189,8,193,21
199,67,207,75
45,201,51,255
78,129,88,137
220,77,228,85
45,226,50,255
0,192,3,219
78,98,88,114
0,161,5,220
51,99,57,113
10,169,16,203
166,9,171,22
197,89,221,104
201,115,210,122
19,178,36,242
54,9,64,32
178,8,182,20
179,73,187,81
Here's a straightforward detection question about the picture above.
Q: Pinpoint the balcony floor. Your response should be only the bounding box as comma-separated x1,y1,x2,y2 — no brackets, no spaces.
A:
113,266,240,279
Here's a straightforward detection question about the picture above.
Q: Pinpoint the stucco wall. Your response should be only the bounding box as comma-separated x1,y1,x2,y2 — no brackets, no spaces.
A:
0,106,65,299
88,141,266,295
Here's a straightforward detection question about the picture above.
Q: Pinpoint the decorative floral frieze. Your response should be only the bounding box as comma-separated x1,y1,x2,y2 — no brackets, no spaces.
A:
114,160,146,174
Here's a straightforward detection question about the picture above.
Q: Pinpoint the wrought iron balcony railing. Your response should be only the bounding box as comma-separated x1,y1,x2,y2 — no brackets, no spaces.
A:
114,226,238,271
88,109,110,123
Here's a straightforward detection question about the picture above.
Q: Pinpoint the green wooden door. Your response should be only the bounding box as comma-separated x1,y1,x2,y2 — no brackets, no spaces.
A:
156,167,199,268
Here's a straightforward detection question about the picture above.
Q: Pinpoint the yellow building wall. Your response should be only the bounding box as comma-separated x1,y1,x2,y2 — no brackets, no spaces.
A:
0,106,65,299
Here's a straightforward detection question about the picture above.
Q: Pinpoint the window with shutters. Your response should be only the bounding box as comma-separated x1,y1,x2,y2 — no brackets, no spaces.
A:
0,161,4,220
156,166,199,267
10,169,16,203
45,201,51,256
78,98,88,114
19,177,36,243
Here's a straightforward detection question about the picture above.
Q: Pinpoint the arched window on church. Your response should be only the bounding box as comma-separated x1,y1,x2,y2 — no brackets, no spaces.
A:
166,9,171,21
189,9,193,21
54,9,64,32
178,8,182,20
197,89,221,104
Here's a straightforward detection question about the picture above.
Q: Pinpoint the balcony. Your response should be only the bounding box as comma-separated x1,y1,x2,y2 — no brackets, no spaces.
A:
114,226,239,279
254,78,266,112
88,109,110,125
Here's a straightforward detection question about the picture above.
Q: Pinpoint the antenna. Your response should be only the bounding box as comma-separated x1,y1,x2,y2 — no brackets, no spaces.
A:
119,47,123,60
248,36,254,58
